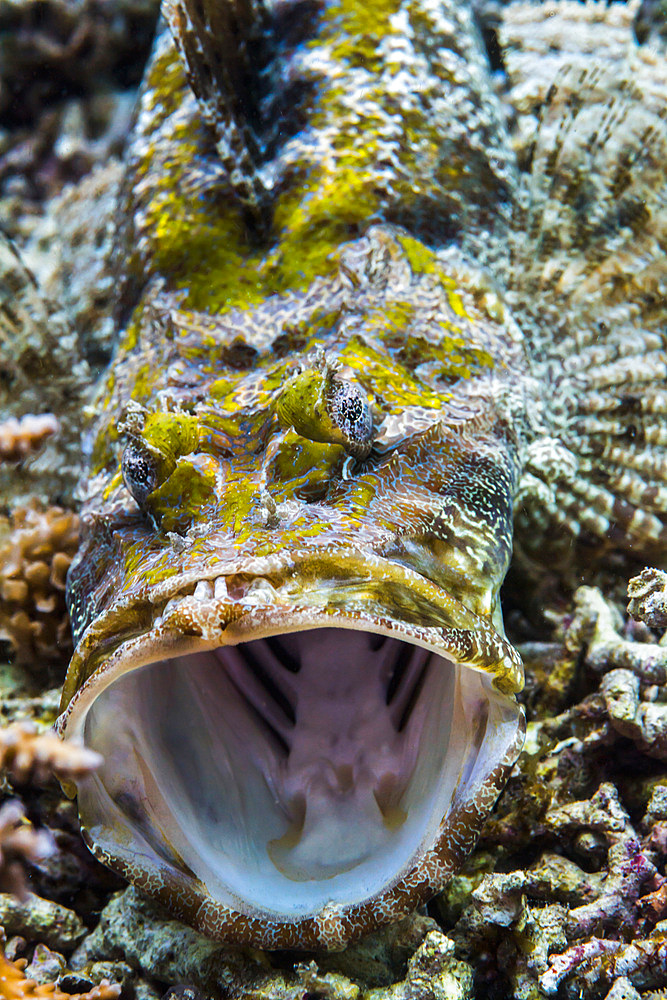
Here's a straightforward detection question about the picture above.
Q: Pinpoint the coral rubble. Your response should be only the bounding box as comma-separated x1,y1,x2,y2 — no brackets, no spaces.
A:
433,579,667,999
71,887,475,1000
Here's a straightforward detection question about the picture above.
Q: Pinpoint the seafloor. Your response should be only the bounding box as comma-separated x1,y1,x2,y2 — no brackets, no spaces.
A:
1,1,667,998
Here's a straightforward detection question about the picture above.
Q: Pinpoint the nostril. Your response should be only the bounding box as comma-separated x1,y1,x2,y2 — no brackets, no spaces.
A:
295,481,331,504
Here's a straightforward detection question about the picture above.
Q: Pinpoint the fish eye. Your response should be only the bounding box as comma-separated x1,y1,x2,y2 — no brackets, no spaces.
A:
275,358,374,460
326,377,374,459
121,439,160,507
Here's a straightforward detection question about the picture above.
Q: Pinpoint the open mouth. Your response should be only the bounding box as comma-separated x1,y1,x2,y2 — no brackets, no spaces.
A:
59,548,524,947
65,623,521,929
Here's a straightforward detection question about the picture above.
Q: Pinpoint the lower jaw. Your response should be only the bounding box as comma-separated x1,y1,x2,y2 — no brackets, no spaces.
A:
59,624,524,950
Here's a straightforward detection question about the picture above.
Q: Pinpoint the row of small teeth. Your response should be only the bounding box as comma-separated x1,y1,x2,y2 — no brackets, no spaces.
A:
193,577,229,602
153,576,276,629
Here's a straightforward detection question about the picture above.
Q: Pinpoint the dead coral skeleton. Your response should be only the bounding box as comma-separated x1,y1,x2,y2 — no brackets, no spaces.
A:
567,585,667,685
443,580,667,999
0,418,60,464
541,932,667,996
553,584,667,759
544,784,662,939
452,783,666,997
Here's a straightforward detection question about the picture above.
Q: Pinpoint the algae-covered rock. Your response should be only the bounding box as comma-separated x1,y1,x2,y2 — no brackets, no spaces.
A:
71,888,474,1000
373,931,473,1000
71,888,265,995
0,892,86,951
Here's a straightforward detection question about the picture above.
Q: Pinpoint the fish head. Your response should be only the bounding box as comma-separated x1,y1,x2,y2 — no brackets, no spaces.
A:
57,228,525,949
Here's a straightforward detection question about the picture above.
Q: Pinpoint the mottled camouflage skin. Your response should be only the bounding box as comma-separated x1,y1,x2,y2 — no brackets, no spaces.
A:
66,0,524,642
56,0,667,950
66,220,525,676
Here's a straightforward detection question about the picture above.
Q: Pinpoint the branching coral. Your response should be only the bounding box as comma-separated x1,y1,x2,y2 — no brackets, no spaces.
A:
0,724,99,900
0,723,101,787
0,502,79,667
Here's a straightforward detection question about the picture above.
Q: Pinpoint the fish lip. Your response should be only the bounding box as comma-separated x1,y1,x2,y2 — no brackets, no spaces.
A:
59,547,523,721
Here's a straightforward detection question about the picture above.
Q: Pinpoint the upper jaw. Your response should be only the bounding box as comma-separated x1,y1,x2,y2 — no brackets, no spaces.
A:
59,545,523,721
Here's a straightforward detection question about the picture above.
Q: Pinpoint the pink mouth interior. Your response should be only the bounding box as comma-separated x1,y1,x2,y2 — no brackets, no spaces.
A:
76,628,517,920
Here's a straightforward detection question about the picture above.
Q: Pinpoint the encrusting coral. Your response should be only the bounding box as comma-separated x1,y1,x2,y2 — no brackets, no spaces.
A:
0,503,79,669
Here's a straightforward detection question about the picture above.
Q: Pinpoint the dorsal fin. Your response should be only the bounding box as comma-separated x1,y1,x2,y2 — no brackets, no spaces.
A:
163,0,274,213
502,3,667,579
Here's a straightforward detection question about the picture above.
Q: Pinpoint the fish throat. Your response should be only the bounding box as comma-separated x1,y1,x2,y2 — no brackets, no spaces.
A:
77,626,513,923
